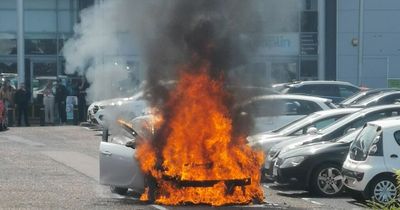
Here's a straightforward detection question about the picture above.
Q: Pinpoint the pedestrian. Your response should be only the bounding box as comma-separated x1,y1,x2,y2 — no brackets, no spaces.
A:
0,80,15,127
42,81,55,125
55,79,68,124
14,83,30,126
78,77,89,122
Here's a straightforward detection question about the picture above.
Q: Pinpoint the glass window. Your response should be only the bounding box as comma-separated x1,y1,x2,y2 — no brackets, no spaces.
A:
25,0,56,9
25,39,57,55
300,59,318,79
0,62,17,74
0,39,17,55
33,62,57,77
282,99,321,115
0,0,16,9
394,131,400,146
339,85,360,98
302,0,318,11
271,62,298,83
301,11,318,32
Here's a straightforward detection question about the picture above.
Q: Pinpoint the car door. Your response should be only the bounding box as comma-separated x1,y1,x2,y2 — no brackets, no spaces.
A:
99,142,145,191
384,130,400,171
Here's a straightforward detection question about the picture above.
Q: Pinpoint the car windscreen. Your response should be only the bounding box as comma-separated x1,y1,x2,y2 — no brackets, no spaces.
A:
272,113,319,133
336,128,361,143
349,124,381,161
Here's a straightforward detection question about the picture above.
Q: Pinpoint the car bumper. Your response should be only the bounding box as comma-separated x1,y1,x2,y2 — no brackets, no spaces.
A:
273,164,308,189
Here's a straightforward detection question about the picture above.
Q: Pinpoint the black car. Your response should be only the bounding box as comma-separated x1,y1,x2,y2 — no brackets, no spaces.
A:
339,88,399,107
277,81,361,104
349,91,400,108
272,128,361,196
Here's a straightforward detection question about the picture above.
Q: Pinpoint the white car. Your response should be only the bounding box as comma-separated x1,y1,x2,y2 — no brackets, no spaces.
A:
239,94,336,134
99,115,155,195
87,91,147,127
342,119,400,204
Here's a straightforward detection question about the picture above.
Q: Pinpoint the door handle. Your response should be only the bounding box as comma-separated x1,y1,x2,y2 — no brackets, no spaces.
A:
390,154,398,158
101,151,112,156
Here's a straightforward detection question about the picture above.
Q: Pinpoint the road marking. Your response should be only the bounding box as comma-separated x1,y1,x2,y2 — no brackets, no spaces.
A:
42,151,99,181
151,205,169,210
302,198,323,205
2,135,45,147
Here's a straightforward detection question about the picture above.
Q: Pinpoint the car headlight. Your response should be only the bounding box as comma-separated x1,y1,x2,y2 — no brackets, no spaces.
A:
279,156,305,168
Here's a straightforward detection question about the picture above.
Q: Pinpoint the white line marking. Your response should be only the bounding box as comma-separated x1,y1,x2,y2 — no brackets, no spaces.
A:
151,204,169,210
3,135,45,146
302,198,323,205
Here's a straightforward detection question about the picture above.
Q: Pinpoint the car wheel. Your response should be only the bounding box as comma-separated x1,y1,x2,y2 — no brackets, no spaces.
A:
110,186,128,195
367,175,398,204
311,163,344,196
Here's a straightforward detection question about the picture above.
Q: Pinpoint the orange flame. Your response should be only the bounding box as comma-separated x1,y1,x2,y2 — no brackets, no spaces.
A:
136,62,264,206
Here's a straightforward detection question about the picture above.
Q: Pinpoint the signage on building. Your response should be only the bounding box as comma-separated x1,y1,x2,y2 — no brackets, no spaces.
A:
388,79,400,88
257,33,300,56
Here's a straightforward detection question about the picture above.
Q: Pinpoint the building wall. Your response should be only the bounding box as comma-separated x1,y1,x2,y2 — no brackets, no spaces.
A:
337,0,400,88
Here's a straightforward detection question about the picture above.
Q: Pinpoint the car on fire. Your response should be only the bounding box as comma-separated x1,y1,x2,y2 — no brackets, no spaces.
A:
239,94,336,134
342,118,400,204
99,115,154,195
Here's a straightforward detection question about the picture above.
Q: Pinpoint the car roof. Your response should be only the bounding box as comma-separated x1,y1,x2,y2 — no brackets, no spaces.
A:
249,94,332,103
285,80,359,88
312,107,361,116
367,117,400,129
353,90,400,106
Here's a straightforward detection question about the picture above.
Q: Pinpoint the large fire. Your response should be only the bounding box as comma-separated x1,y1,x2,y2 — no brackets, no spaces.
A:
136,61,264,206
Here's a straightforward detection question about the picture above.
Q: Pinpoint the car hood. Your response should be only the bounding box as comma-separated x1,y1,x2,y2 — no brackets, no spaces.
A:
249,135,293,153
247,131,283,144
278,141,349,159
268,134,320,155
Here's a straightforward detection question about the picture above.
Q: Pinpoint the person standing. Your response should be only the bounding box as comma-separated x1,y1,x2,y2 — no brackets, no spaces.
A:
78,77,88,122
55,79,68,124
14,83,30,126
0,80,15,127
42,81,55,125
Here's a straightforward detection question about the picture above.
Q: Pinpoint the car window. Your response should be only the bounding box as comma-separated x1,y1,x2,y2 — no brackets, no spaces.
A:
339,85,360,98
247,98,285,117
377,93,400,105
292,115,344,135
394,130,400,146
282,99,321,115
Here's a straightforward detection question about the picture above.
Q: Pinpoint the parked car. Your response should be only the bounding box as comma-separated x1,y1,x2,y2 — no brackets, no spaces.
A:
272,127,362,196
342,119,400,204
349,91,400,108
87,91,147,127
277,80,361,104
239,94,336,134
99,115,155,195
247,107,360,147
339,88,399,108
263,105,400,180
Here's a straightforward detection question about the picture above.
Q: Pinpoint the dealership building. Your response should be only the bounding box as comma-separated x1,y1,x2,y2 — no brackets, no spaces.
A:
0,0,400,93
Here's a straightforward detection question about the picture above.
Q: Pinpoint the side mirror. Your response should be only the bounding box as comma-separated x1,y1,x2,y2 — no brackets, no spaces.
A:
125,140,136,149
306,127,318,134
346,128,357,134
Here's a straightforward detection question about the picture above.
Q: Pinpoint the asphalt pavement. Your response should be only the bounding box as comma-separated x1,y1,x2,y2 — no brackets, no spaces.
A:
0,125,369,209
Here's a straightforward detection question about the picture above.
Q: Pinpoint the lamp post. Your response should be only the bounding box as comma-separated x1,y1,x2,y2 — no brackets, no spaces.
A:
357,0,364,86
17,0,25,87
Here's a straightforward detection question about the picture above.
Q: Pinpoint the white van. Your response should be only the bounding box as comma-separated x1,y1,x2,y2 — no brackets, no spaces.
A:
342,119,400,204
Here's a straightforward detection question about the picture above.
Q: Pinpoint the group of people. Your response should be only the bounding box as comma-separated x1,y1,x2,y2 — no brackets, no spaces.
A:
0,79,73,127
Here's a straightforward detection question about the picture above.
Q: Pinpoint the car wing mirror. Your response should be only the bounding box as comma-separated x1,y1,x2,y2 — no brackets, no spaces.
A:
306,127,318,134
125,140,136,149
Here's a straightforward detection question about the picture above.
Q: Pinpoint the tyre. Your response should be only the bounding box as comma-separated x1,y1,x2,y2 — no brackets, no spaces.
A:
110,186,128,195
367,175,398,204
310,163,344,196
